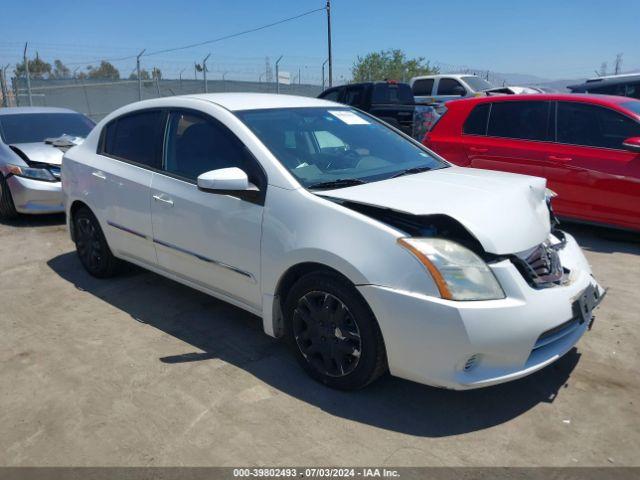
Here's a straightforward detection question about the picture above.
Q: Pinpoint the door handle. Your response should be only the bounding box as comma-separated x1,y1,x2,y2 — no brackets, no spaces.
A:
153,194,174,207
548,155,572,162
92,171,106,180
469,147,488,153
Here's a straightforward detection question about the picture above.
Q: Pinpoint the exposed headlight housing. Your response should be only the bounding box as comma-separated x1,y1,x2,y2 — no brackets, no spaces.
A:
398,237,505,301
8,164,56,182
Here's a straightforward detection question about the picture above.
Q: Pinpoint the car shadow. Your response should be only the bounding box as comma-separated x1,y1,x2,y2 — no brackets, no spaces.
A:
47,251,580,438
561,221,640,255
0,213,66,228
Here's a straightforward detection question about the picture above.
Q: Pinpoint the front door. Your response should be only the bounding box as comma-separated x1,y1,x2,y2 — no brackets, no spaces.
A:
546,101,640,229
150,109,266,311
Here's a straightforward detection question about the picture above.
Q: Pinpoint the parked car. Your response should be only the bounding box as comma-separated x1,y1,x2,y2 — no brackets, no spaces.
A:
63,93,604,391
318,81,415,136
423,94,640,232
0,107,94,219
410,74,493,103
569,73,640,100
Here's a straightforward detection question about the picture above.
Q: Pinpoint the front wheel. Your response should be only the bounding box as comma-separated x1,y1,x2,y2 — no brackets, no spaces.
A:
284,271,387,390
73,207,122,278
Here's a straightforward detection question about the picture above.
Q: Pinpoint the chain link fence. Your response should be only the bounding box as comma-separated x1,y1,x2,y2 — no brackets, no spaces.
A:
9,77,324,121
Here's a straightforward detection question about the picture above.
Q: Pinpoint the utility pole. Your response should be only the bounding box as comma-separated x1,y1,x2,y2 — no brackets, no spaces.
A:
179,68,185,89
23,42,33,106
203,53,211,93
326,0,333,87
275,55,283,94
321,59,328,90
136,49,145,101
0,65,8,108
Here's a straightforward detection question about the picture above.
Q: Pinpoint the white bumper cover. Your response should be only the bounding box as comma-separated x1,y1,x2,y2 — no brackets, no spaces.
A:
358,233,603,390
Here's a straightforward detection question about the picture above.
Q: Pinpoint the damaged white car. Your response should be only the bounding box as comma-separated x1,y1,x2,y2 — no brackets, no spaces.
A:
62,94,605,390
0,107,94,218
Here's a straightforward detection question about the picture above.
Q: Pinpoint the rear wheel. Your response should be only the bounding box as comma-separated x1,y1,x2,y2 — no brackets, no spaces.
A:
284,271,387,390
0,174,18,219
73,207,121,278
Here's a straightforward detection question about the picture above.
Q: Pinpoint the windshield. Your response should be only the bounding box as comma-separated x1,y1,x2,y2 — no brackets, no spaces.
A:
0,113,94,144
236,107,447,188
622,100,640,116
462,76,493,92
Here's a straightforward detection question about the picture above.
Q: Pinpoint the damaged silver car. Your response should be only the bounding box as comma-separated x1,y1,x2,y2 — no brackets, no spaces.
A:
0,107,94,218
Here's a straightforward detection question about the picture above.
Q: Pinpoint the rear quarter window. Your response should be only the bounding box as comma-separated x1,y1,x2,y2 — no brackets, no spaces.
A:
463,104,490,135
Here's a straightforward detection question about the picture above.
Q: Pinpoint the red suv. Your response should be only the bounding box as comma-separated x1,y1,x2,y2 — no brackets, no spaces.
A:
423,94,640,232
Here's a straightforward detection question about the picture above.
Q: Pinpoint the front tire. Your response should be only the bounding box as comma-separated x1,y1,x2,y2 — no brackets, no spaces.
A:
284,271,387,390
73,207,121,278
0,174,18,219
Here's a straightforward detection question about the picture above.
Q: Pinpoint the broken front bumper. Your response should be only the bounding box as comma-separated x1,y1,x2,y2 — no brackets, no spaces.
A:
6,175,64,214
358,232,604,390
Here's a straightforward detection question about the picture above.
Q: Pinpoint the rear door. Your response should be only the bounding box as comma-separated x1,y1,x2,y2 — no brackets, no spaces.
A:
546,101,640,228
96,109,164,265
463,100,553,179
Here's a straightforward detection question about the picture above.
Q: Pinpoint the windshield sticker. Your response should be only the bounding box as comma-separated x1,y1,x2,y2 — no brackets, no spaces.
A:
328,110,370,125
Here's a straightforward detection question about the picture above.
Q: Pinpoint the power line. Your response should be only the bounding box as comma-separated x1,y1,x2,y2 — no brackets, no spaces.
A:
62,6,326,67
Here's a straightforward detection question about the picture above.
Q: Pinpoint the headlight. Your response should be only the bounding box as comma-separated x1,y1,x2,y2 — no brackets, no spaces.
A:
398,237,505,301
8,164,56,182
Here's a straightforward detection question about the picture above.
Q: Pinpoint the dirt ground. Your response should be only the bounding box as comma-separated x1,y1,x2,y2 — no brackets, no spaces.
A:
0,214,638,466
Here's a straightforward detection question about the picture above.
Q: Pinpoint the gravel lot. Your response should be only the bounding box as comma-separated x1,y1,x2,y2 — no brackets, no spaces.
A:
0,215,638,467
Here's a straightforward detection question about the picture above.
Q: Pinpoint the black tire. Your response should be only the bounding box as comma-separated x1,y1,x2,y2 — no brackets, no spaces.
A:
0,174,19,219
284,271,387,390
73,207,122,278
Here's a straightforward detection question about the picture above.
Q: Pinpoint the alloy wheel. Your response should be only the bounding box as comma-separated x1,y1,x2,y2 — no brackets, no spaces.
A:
76,217,104,271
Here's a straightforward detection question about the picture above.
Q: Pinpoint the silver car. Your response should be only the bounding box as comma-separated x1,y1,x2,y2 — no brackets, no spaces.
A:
0,107,94,219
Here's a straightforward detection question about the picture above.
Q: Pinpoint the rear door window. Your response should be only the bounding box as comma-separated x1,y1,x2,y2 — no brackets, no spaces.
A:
412,79,434,96
557,102,640,149
102,110,164,168
463,104,490,135
437,78,465,96
487,101,551,141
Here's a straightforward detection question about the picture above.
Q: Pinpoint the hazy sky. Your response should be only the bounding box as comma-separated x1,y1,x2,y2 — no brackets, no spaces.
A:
1,0,638,82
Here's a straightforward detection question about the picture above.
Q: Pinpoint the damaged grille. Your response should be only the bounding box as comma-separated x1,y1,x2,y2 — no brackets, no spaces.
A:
512,234,567,288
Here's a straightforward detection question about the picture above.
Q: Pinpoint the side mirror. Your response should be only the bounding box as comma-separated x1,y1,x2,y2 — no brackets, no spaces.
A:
197,167,250,192
622,137,640,153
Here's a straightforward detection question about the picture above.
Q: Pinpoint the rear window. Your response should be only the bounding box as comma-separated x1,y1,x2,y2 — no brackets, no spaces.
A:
372,83,414,105
463,104,490,135
102,110,164,168
487,101,551,141
0,113,94,144
412,79,434,96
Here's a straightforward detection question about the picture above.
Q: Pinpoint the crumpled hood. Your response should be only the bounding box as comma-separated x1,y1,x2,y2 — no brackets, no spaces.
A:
10,136,85,166
317,166,551,255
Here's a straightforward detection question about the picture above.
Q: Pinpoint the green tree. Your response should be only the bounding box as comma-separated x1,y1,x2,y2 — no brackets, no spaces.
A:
15,53,52,79
129,69,151,80
351,49,439,82
151,67,162,80
87,61,120,80
51,59,71,79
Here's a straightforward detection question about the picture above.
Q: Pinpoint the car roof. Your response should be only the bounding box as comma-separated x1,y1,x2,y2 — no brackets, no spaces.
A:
0,106,79,116
183,93,342,111
447,93,638,108
411,74,476,81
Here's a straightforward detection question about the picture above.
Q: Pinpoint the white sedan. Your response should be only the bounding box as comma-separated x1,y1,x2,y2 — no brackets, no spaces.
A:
62,93,604,390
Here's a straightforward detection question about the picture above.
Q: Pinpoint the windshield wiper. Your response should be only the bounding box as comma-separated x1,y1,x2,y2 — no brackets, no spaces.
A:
307,178,367,190
390,166,433,178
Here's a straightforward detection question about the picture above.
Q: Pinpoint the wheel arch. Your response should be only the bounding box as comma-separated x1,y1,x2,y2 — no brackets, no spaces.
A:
68,199,92,242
